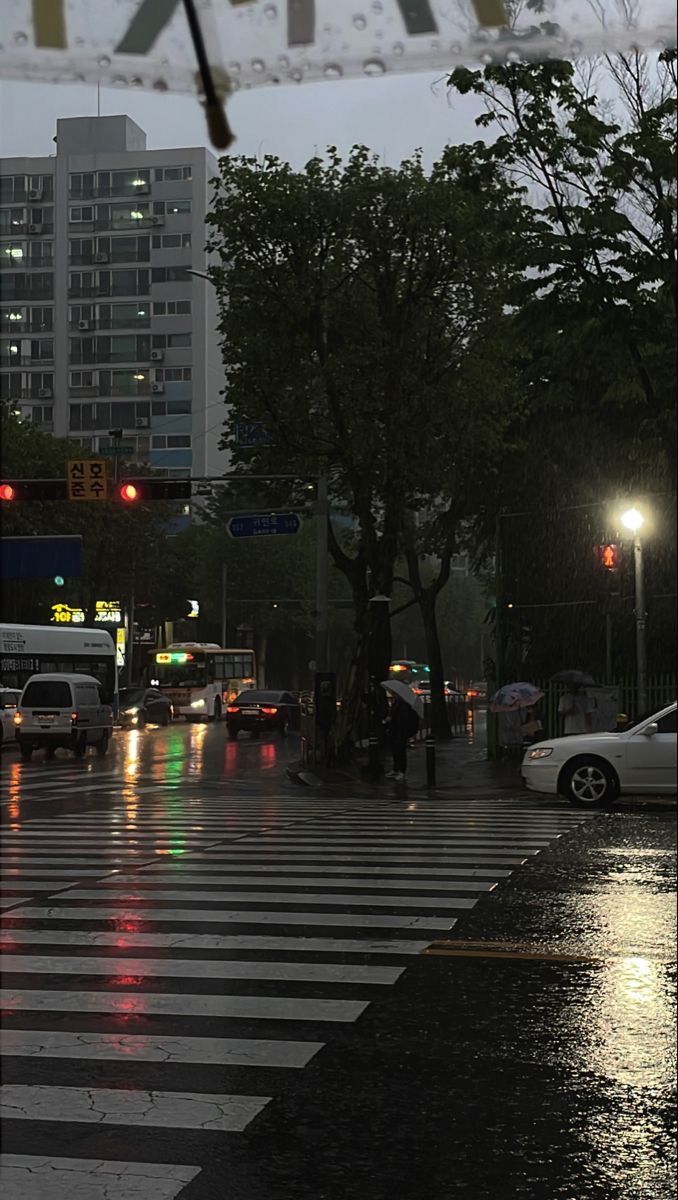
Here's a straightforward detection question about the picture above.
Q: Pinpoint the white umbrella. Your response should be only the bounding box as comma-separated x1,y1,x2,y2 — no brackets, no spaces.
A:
381,679,424,718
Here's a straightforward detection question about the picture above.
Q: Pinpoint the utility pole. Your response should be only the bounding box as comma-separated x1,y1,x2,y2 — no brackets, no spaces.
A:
314,471,329,672
221,562,227,647
633,534,648,713
494,515,505,686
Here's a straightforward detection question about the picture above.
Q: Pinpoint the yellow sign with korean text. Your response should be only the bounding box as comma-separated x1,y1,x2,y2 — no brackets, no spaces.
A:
67,458,108,501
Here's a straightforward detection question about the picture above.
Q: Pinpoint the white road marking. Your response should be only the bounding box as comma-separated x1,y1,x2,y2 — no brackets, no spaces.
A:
0,988,368,1023
50,887,478,909
0,953,403,984
6,905,456,929
1,1029,322,1067
0,929,428,954
138,863,513,877
0,899,31,910
0,1154,200,1200
0,1084,269,1132
114,873,498,892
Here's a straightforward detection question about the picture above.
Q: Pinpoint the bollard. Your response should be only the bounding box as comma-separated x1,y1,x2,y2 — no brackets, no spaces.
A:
425,735,436,788
368,735,381,783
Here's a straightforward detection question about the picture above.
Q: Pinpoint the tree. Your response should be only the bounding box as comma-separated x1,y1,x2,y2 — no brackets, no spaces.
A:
207,145,527,750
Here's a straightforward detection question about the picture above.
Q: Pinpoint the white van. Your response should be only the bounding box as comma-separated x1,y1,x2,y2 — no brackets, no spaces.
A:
14,673,113,761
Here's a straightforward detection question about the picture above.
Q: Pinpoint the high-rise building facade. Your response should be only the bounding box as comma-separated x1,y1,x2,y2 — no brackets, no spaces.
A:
1,115,224,477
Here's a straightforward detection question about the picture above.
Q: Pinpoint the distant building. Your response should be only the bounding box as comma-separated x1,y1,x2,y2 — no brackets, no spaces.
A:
1,114,225,477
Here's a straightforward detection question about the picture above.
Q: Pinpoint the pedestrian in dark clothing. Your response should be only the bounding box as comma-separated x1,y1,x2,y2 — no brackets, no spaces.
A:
385,695,418,781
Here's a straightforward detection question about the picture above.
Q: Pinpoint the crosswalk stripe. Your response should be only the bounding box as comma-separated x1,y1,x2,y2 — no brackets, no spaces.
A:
0,1154,200,1199
0,1084,270,1132
0,954,403,984
4,905,456,928
138,863,513,877
0,930,429,953
106,873,498,892
1,881,88,890
1,868,120,877
0,1028,323,1068
0,899,31,910
46,887,478,908
0,988,368,1023
187,850,529,863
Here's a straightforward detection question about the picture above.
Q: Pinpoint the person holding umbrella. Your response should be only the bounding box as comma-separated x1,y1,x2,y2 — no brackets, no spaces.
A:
381,680,422,781
552,671,595,735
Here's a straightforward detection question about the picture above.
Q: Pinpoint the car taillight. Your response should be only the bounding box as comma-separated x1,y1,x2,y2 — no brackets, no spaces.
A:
261,706,278,715
226,705,239,714
71,712,78,723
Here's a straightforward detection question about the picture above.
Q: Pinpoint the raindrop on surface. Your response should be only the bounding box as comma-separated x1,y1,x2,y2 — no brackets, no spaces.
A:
251,58,266,73
449,41,462,55
363,57,386,75
97,55,111,68
371,0,383,12
505,48,522,62
228,61,241,76
570,39,583,55
479,50,494,64
392,41,404,56
277,54,290,68
323,63,343,78
290,68,303,82
111,75,128,87
263,3,278,19
152,78,168,91
74,36,85,48
352,14,367,30
130,76,143,87
13,31,28,46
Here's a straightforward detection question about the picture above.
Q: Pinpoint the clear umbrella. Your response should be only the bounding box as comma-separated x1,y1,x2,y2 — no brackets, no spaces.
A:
489,682,544,713
381,679,424,718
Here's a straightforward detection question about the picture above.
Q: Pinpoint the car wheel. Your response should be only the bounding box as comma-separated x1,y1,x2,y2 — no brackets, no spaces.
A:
97,731,110,757
73,734,87,759
20,743,32,762
561,756,618,808
227,725,239,740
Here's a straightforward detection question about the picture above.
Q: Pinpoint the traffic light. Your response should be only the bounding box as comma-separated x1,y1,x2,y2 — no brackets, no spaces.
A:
117,478,192,503
598,543,622,571
0,479,68,501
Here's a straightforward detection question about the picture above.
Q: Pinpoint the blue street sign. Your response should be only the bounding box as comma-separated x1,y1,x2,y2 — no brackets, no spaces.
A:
227,513,301,539
235,422,276,448
1,536,82,581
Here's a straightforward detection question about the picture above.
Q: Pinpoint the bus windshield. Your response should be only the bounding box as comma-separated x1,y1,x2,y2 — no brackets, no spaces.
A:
154,659,207,688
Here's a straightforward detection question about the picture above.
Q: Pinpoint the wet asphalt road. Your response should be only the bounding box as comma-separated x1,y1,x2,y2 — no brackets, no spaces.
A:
0,722,675,1200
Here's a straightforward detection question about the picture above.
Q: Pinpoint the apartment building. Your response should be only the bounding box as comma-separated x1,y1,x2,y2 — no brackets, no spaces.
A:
0,114,224,477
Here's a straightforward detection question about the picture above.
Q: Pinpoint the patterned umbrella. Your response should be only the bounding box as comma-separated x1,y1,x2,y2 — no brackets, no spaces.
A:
489,682,544,713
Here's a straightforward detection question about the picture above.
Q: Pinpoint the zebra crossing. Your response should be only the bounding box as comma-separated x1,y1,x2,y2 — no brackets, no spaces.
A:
0,786,594,1199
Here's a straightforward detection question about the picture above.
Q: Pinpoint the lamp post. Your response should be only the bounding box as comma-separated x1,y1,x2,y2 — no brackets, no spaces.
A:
620,506,647,715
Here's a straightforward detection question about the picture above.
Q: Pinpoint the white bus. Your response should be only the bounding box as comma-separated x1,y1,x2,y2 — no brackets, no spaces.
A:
148,643,256,721
0,623,118,706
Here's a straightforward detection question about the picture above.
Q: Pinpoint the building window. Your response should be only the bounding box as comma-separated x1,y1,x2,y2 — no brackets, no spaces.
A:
69,172,96,198
0,175,27,203
70,370,96,388
152,300,192,316
152,233,191,249
69,206,95,223
154,367,192,382
151,266,190,284
153,199,192,215
152,332,192,349
153,166,192,182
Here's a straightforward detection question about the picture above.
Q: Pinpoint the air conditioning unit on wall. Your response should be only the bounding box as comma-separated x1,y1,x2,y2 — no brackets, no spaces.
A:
151,382,164,394
150,350,164,361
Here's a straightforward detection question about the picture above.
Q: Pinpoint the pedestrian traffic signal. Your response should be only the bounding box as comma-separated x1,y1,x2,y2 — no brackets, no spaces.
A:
117,478,192,503
0,479,69,501
598,543,621,571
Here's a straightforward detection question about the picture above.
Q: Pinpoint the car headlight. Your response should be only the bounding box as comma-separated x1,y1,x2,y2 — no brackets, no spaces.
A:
190,698,205,709
124,706,139,716
528,747,553,759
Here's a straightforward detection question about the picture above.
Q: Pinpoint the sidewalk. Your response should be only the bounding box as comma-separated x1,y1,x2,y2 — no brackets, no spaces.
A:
289,718,525,798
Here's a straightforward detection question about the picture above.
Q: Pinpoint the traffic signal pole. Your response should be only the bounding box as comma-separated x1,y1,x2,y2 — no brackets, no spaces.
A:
315,472,329,673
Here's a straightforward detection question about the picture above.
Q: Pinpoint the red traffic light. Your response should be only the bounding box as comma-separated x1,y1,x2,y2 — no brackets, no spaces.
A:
119,482,139,503
0,483,17,502
599,543,621,571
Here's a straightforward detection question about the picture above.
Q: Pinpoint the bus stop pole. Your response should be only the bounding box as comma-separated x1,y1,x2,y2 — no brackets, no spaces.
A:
221,563,227,647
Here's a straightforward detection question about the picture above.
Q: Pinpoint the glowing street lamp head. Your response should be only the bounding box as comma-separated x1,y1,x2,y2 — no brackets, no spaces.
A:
621,507,644,533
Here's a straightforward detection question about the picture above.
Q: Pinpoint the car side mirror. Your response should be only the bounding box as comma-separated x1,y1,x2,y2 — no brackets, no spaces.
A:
643,723,659,737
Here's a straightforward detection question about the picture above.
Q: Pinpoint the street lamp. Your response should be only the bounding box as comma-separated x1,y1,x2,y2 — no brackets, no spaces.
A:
620,506,647,715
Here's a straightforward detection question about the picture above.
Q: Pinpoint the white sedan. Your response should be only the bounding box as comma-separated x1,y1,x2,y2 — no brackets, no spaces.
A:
522,702,677,807
0,688,22,749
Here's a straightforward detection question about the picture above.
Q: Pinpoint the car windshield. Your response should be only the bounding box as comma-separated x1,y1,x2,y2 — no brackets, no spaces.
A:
22,681,72,707
0,691,20,708
236,691,281,703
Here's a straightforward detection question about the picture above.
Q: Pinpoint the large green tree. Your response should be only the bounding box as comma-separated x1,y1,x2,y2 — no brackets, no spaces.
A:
207,145,527,747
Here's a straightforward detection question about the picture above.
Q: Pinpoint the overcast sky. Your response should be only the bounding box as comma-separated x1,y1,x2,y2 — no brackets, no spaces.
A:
0,71,484,166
